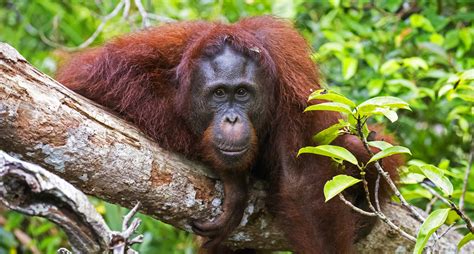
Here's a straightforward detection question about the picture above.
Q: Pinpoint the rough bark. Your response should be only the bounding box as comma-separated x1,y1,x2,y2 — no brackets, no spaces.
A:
0,151,138,254
0,42,472,253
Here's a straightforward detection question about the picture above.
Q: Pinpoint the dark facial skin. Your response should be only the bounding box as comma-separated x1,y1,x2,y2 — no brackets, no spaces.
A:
188,45,266,247
188,45,266,170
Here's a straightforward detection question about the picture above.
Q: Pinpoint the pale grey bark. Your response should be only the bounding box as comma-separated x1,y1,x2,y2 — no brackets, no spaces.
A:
0,42,472,253
0,152,142,254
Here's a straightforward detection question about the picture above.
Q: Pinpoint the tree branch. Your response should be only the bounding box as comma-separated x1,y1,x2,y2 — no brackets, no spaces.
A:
0,151,143,253
0,42,473,252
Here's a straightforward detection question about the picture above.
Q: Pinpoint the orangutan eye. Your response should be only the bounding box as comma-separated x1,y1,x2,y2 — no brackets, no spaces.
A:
236,88,247,97
213,88,226,98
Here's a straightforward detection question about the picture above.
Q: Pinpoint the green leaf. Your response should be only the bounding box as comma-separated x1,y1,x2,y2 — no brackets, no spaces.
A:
386,79,418,92
342,57,358,80
323,175,361,202
438,84,454,98
410,14,435,32
298,145,358,165
401,188,433,200
402,57,428,70
419,165,454,196
380,59,401,75
429,33,444,45
373,107,399,122
368,79,384,96
329,0,340,7
305,102,352,115
368,146,411,164
414,208,450,254
312,121,350,145
368,141,393,150
308,90,356,107
460,69,474,81
399,172,426,185
445,30,460,49
459,28,472,49
458,233,474,251
357,96,411,117
319,42,344,54
358,96,410,110
364,53,380,71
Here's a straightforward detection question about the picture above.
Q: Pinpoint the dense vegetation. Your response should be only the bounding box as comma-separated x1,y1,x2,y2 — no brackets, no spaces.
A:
0,0,472,253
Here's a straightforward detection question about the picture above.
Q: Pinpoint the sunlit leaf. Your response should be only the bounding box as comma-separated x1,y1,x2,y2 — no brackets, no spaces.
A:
329,0,340,7
458,233,474,251
364,54,380,71
399,172,426,185
312,121,350,145
386,79,418,92
342,57,358,80
410,14,435,32
419,165,454,196
460,69,474,81
308,90,356,107
324,175,361,202
373,107,399,122
357,97,411,118
368,146,411,164
380,59,401,75
438,84,454,98
445,30,460,49
401,188,433,200
459,28,472,49
319,42,344,54
367,79,384,96
298,145,358,165
403,57,428,70
414,208,450,254
368,141,393,150
429,33,444,45
305,102,352,114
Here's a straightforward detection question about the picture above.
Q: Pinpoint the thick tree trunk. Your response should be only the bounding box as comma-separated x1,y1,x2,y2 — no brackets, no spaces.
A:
0,42,472,253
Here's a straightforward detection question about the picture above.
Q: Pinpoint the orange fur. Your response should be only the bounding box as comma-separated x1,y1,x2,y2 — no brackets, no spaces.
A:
57,16,402,253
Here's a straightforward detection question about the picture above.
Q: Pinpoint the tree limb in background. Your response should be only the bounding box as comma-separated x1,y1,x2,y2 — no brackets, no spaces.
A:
0,151,142,254
0,42,473,252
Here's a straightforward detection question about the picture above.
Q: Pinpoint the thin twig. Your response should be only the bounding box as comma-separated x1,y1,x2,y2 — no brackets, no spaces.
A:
438,223,456,239
425,196,438,214
449,199,474,234
338,194,377,217
147,13,176,23
360,172,417,242
421,182,474,234
13,229,41,254
122,0,130,20
460,140,473,212
356,116,426,222
134,0,150,28
40,0,125,51
375,173,382,212
122,201,141,231
361,173,378,213
428,222,456,251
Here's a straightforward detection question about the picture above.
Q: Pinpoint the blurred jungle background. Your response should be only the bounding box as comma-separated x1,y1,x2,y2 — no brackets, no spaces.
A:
0,0,473,253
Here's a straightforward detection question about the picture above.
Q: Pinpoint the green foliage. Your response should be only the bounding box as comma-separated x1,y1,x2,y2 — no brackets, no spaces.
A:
409,164,454,196
368,146,411,164
299,0,473,161
298,145,358,165
458,232,474,251
414,208,450,254
101,202,196,253
1,0,473,252
323,175,361,202
312,120,350,145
